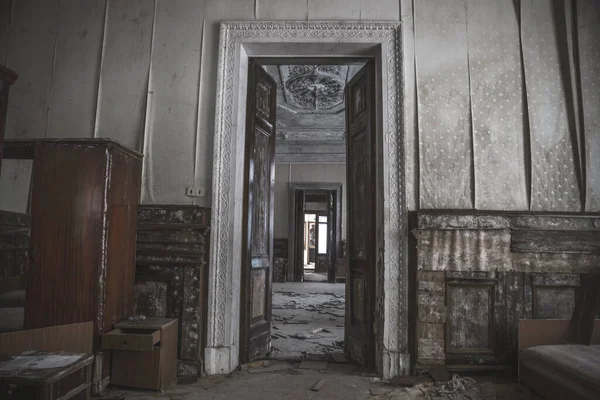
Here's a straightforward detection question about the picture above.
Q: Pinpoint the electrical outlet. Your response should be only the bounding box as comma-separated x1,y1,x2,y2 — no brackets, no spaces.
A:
186,187,205,197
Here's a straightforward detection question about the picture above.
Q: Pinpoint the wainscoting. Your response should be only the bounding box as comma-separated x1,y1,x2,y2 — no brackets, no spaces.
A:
135,206,210,376
413,211,600,369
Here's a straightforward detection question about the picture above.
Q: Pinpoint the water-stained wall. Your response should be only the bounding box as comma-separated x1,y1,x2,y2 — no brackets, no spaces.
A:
0,0,599,213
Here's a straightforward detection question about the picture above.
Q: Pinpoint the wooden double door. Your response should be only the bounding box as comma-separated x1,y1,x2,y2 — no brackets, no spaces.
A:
240,59,378,369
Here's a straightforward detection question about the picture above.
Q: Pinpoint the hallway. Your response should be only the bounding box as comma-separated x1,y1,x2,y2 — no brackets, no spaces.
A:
271,282,345,360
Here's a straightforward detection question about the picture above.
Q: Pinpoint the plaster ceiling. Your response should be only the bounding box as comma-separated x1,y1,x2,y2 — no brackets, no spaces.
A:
263,64,363,123
278,65,348,113
263,63,363,163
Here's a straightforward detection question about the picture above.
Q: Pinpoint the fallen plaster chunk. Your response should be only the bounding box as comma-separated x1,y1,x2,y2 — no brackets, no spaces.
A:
329,351,346,363
311,379,328,391
370,387,392,395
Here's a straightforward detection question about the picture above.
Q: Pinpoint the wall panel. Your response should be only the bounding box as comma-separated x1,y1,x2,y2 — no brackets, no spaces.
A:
194,0,255,207
0,0,11,65
0,159,32,214
578,0,600,211
273,164,290,238
46,0,106,139
415,0,473,209
5,0,59,139
2,0,600,209
256,0,307,20
95,0,155,151
401,0,417,210
359,0,399,21
142,0,206,204
467,0,528,210
308,0,360,21
521,0,581,211
416,212,600,368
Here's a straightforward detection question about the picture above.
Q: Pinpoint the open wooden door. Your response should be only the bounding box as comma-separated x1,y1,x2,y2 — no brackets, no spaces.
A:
345,60,376,368
326,190,336,283
240,59,277,363
294,190,305,282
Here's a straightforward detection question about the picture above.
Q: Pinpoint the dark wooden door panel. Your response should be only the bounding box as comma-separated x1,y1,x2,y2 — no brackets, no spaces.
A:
295,191,305,282
327,191,336,283
240,60,276,363
345,60,376,368
526,273,580,320
25,144,107,330
0,66,18,176
446,282,495,355
444,272,507,366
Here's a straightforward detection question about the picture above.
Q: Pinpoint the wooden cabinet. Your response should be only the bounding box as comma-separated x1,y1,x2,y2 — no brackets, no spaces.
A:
4,139,142,393
102,318,178,391
0,65,18,176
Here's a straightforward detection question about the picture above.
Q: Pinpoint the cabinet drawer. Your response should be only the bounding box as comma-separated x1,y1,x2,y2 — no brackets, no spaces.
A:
102,329,160,351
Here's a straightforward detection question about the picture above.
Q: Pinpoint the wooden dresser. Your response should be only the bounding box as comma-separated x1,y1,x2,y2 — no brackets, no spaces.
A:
0,65,18,176
3,139,142,393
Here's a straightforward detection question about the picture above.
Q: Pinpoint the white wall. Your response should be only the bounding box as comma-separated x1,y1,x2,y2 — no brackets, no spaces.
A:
0,0,398,207
1,0,599,212
273,163,346,240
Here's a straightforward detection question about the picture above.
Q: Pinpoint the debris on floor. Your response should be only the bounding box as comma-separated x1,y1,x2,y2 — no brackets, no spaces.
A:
328,350,347,363
388,376,418,387
311,378,328,391
271,282,345,358
402,375,496,400
299,360,328,370
246,362,295,374
99,363,540,400
428,367,450,383
370,387,392,396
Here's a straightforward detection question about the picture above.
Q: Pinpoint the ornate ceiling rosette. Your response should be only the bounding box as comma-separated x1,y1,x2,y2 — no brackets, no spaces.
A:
279,65,350,111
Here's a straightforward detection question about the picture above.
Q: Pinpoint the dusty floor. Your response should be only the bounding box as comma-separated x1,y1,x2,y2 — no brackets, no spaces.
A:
303,271,327,282
271,282,345,358
104,361,542,400
104,282,540,399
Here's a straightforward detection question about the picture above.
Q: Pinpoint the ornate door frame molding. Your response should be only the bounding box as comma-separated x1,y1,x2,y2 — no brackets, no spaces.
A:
206,21,408,378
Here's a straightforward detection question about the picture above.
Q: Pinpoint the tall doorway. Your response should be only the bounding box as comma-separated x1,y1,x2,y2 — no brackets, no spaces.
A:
206,21,407,379
239,57,378,368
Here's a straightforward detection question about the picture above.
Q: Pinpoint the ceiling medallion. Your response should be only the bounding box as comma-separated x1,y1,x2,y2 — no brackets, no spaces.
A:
280,65,349,110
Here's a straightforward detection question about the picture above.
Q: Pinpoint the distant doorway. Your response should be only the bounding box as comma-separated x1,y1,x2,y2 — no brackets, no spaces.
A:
289,184,342,284
303,208,329,282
